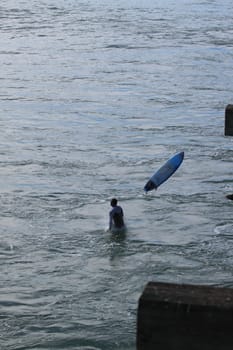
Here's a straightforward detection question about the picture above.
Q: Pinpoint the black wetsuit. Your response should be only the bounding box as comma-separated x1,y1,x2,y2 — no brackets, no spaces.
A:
109,205,124,230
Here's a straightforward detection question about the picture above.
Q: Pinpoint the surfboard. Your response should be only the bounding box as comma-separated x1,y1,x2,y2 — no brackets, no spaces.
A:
144,151,184,192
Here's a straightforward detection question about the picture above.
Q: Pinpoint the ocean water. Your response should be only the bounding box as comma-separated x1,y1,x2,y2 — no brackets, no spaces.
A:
1,0,233,349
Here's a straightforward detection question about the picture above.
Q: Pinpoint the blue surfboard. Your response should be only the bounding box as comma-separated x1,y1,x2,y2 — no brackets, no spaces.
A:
144,152,184,192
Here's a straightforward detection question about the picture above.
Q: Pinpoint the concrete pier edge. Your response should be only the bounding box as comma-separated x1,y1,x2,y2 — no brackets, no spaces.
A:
225,104,233,136
137,281,233,350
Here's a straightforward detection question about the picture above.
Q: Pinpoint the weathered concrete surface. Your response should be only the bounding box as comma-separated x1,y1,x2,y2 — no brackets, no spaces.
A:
225,104,233,135
137,282,233,350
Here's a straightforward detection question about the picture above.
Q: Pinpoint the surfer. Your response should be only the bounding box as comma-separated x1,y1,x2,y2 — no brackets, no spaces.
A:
109,198,125,232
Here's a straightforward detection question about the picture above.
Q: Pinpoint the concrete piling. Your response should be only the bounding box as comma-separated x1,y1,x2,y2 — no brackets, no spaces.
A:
225,104,233,136
137,281,233,350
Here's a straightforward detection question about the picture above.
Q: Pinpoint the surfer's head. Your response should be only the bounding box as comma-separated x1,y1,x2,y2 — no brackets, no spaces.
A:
111,198,117,207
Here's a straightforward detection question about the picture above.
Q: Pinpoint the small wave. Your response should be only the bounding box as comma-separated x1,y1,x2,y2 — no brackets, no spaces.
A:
105,44,131,49
214,223,233,236
0,241,14,253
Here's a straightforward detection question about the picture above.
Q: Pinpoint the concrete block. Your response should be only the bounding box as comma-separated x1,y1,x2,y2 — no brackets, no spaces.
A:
137,282,233,350
225,104,233,136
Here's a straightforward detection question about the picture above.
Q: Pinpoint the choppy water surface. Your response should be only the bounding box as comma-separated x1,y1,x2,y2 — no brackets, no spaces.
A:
1,0,233,348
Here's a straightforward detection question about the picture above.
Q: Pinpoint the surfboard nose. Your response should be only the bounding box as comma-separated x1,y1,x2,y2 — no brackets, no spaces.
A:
180,151,184,159
144,180,157,192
